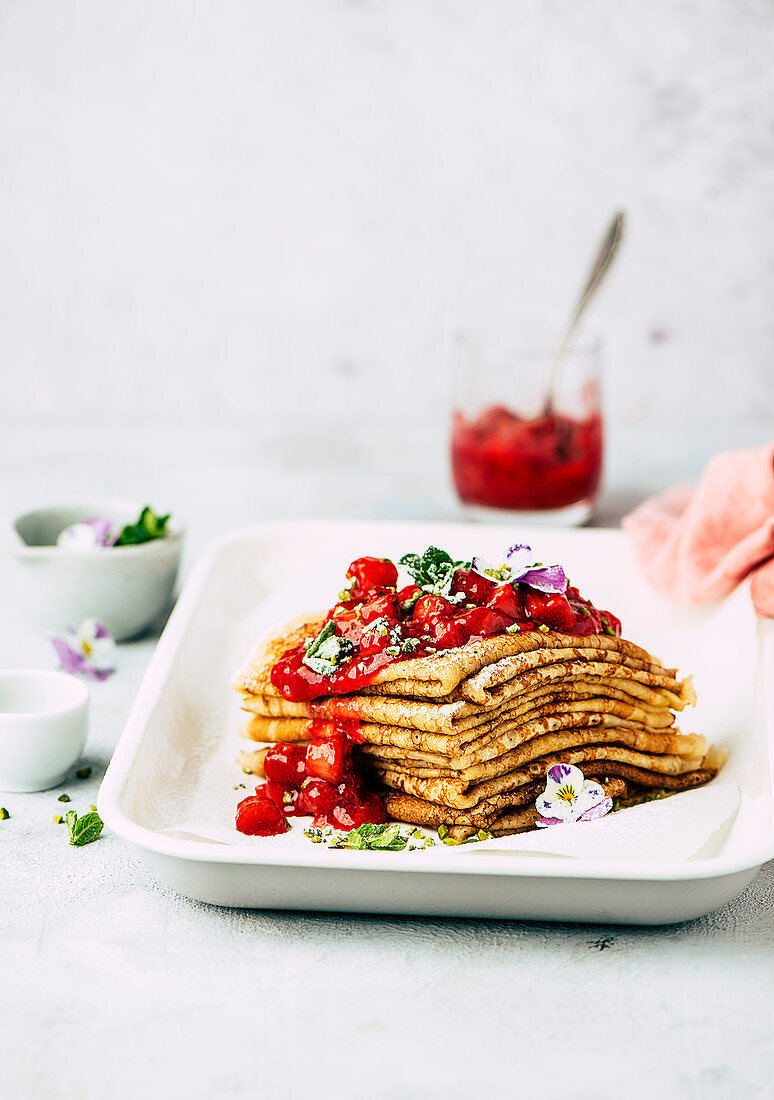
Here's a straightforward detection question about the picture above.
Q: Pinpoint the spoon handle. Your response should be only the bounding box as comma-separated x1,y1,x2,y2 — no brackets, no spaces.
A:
543,210,626,413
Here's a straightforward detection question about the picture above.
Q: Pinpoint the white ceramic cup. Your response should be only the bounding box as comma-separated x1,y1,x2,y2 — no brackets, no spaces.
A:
0,670,89,792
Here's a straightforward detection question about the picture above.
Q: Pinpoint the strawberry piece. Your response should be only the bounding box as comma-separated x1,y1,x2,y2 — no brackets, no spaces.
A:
453,606,512,644
263,780,299,817
523,590,576,633
346,556,398,597
330,787,387,830
397,584,422,611
235,792,288,836
412,594,455,634
486,583,523,620
359,590,400,625
305,736,350,784
450,568,496,604
297,778,338,817
263,744,307,790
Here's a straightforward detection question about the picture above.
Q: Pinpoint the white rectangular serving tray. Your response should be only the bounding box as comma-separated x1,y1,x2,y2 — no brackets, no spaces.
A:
99,520,774,924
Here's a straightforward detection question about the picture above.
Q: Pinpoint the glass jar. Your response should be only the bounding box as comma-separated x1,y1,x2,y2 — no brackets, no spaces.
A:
451,333,604,525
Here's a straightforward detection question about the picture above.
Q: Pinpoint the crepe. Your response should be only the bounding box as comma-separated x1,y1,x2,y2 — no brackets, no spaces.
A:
232,615,672,702
233,609,724,838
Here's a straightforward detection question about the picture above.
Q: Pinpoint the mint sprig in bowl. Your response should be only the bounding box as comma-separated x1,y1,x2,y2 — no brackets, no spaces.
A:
11,501,184,640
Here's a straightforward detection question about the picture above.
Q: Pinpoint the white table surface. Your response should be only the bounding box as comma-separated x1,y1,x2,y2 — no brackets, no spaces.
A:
1,428,773,1100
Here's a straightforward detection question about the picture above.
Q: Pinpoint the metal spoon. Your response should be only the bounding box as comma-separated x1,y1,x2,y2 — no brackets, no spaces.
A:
543,210,626,415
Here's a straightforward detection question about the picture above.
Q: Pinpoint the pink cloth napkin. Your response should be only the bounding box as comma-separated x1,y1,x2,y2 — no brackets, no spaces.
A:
622,442,774,617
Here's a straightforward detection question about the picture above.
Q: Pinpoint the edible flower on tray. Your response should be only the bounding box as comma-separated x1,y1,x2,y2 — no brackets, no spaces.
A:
535,764,613,828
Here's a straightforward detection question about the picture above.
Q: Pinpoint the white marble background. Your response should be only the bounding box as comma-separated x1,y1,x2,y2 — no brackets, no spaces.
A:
1,0,773,505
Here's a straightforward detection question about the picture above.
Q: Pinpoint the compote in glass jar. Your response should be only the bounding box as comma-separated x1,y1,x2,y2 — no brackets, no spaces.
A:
451,334,604,525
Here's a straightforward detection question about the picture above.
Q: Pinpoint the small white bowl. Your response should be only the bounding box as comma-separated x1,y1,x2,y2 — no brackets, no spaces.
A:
0,669,89,792
10,500,184,641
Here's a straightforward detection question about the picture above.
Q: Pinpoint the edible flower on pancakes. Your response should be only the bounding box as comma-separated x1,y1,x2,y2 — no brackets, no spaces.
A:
52,618,116,681
535,763,613,827
470,543,567,594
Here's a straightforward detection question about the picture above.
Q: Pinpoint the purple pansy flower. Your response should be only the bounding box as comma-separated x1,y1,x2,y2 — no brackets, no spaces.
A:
56,517,116,550
53,618,116,681
470,544,567,594
535,763,613,827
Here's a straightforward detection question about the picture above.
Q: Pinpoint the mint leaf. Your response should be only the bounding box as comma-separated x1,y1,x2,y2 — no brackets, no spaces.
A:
398,546,465,597
342,823,408,851
65,809,104,847
306,822,435,851
114,506,171,547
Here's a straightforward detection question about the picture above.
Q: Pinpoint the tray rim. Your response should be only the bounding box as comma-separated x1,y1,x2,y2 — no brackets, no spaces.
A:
98,519,774,888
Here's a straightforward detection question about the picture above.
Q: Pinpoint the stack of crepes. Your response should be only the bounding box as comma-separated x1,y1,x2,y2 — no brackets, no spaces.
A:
232,614,726,840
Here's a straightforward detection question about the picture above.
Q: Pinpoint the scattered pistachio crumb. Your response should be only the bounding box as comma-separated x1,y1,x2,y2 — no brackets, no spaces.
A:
233,783,246,790
53,814,64,825
89,805,97,812
57,794,71,803
0,807,9,820
76,766,92,780
242,766,253,775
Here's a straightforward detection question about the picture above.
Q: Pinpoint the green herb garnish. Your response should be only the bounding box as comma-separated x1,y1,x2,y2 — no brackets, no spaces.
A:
302,621,355,677
76,766,92,780
65,809,104,847
304,822,435,851
114,506,171,547
398,546,466,597
0,807,9,820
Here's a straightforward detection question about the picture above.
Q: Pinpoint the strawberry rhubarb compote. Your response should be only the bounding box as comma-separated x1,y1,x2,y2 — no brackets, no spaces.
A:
235,545,621,837
452,405,603,512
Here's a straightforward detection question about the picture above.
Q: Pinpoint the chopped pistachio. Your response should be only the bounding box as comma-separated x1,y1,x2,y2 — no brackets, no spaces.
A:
76,766,92,780
538,624,550,633
470,829,492,843
53,814,64,824
242,766,253,775
233,783,246,790
57,793,71,803
0,807,9,820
